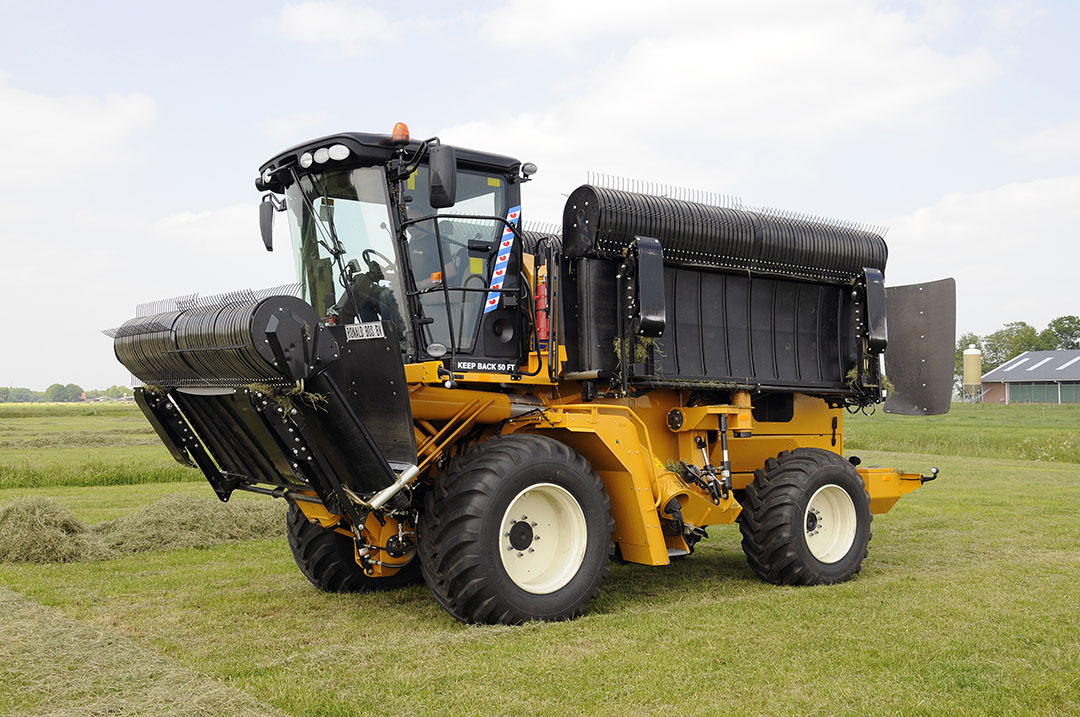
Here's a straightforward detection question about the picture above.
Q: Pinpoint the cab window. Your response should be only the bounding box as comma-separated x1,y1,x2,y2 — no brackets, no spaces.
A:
405,168,508,352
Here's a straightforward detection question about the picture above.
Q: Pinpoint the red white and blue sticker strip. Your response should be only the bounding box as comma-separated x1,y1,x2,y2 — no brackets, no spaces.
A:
484,205,521,314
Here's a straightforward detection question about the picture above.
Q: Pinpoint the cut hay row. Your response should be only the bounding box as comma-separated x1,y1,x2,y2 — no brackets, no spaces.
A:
0,586,285,716
0,497,115,564
0,495,286,564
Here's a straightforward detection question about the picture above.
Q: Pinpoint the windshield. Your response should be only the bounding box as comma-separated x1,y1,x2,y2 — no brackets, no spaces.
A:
285,167,411,352
404,167,508,352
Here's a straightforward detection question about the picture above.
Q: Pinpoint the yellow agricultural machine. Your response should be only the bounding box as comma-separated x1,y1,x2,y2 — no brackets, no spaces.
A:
110,124,955,623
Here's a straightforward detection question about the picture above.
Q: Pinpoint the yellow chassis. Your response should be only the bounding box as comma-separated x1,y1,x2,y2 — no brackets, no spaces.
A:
304,351,926,573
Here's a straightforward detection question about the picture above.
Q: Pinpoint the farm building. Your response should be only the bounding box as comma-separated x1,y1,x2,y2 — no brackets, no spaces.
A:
981,349,1080,404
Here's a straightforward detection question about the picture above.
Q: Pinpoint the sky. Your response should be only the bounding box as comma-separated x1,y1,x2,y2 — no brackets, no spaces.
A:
0,0,1077,390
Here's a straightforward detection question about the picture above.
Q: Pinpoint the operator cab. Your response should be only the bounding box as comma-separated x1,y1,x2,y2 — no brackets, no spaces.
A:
256,126,533,369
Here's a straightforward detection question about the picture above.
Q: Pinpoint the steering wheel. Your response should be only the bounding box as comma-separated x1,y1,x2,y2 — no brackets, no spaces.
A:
362,248,396,279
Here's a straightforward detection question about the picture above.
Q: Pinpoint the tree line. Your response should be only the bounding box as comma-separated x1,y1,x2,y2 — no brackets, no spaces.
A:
0,385,132,403
955,315,1079,383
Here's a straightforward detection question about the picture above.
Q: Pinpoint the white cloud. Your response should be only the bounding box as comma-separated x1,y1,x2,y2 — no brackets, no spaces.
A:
444,0,998,221
984,0,1045,31
486,0,962,52
276,2,399,55
0,73,155,188
149,204,297,290
885,176,1080,336
1013,120,1080,158
0,202,295,390
482,0,995,143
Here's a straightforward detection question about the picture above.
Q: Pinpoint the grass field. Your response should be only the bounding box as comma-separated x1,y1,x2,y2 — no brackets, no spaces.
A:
0,403,193,489
845,402,1080,463
1,403,1078,715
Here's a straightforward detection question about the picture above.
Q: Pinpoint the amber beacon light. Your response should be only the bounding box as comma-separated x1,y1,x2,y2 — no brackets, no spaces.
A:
391,122,410,144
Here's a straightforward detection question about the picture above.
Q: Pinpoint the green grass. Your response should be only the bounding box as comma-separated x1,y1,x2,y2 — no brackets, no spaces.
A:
0,481,242,524
0,402,142,418
1,451,1078,715
0,403,194,489
846,402,1080,463
0,402,1078,714
4,401,1072,492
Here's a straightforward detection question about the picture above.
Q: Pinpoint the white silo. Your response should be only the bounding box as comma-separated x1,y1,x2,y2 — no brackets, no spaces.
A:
963,344,982,403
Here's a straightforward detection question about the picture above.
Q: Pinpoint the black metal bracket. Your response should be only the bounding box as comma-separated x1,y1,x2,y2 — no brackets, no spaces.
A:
134,388,239,502
861,267,888,354
254,395,371,530
263,308,339,382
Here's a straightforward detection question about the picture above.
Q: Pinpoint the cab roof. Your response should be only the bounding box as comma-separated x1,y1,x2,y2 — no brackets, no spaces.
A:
256,131,521,193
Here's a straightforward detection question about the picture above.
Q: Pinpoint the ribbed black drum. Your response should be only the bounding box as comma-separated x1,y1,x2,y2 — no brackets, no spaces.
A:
562,185,887,283
520,228,562,256
113,295,320,387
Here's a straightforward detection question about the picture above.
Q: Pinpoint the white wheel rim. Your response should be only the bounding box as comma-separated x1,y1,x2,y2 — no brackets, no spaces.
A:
498,483,587,594
804,484,857,563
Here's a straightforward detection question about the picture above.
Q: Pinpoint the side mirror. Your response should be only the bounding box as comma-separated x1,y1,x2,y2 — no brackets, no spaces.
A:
259,196,275,252
633,236,666,338
427,144,457,209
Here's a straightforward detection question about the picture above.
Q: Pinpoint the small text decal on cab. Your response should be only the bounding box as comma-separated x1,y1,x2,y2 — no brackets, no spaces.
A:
345,322,385,341
454,359,515,373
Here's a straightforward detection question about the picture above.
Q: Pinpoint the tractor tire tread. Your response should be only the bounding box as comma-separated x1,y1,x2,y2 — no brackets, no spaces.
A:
419,434,614,624
286,502,421,593
737,448,872,586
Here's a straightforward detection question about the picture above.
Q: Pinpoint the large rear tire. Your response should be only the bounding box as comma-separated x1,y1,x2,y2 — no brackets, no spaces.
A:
418,434,614,624
286,502,421,592
738,448,872,585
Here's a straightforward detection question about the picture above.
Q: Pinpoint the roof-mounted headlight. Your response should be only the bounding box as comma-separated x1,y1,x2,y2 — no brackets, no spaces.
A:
328,144,350,161
314,147,330,164
299,152,313,168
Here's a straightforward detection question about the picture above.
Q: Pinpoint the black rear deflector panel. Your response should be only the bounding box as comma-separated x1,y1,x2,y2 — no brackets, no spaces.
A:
884,278,956,416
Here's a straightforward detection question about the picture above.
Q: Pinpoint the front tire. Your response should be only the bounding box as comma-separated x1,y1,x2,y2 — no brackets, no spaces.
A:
418,434,614,624
738,448,872,585
286,502,421,592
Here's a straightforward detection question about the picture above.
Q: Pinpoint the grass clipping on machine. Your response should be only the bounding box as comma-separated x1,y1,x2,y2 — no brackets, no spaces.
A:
0,495,285,564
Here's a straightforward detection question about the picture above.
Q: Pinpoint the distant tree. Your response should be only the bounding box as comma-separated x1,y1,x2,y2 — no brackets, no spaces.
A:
1044,315,1080,350
982,322,1041,371
8,387,38,402
1036,328,1058,351
104,385,131,399
41,383,85,402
